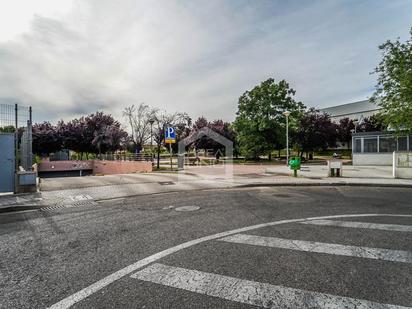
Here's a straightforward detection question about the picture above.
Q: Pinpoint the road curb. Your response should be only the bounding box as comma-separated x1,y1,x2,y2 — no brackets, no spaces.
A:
2,180,412,214
237,182,412,189
0,204,44,214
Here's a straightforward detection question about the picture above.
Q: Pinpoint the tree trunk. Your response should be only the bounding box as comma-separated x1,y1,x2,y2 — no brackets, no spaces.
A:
268,152,272,161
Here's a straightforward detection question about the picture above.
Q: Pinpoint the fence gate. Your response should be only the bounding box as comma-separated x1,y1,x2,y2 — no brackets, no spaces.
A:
0,133,15,193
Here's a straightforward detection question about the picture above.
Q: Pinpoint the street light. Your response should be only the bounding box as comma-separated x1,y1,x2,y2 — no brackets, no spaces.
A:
283,110,291,166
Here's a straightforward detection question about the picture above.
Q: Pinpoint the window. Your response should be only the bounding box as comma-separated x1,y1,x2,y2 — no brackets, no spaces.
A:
398,136,408,151
379,136,397,152
363,137,377,153
354,138,362,153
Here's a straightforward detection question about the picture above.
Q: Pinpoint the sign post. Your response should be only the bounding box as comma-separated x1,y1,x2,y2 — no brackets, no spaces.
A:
165,127,176,171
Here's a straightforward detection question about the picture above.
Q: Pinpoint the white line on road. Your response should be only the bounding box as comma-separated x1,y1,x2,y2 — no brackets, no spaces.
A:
47,214,412,309
131,263,410,309
218,234,412,263
301,219,412,232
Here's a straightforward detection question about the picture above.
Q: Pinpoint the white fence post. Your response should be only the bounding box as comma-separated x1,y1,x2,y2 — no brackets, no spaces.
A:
392,151,396,179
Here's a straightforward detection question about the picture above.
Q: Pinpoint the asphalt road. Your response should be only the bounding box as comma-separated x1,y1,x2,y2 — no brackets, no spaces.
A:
1,186,412,309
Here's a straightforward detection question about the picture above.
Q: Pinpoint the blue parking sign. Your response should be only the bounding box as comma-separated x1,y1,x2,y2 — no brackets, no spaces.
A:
165,127,175,139
165,127,176,143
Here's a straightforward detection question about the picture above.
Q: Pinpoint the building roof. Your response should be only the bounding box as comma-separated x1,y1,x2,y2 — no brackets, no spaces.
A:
321,100,380,118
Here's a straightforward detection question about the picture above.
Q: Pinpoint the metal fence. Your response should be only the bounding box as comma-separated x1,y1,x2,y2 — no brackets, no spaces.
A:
49,151,153,162
93,153,153,162
0,103,33,171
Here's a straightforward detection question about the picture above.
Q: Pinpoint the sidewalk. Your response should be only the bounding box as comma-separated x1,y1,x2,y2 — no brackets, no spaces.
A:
1,164,411,212
0,192,43,212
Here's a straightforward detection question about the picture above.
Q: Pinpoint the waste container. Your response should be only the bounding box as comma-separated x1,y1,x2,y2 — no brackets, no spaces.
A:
288,157,301,177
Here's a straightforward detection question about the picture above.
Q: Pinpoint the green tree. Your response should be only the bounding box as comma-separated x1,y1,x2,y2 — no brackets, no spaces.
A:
337,117,354,150
234,78,305,159
294,108,338,158
372,28,412,133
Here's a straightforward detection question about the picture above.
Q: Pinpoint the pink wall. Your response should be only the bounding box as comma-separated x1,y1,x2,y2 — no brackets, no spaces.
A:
38,160,152,175
38,160,94,172
93,160,152,175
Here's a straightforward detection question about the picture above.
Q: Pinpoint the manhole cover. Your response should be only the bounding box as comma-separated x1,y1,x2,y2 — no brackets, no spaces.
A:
175,206,200,212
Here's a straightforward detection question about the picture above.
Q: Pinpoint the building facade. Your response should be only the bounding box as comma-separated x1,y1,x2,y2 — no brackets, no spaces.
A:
352,132,410,166
321,99,381,123
321,99,381,149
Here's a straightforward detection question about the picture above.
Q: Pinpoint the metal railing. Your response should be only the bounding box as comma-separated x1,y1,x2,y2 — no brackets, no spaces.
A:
95,153,153,162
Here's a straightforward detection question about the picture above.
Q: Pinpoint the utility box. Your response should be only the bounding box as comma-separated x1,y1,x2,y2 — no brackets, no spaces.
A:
289,157,301,177
327,159,343,177
177,154,184,170
16,171,38,193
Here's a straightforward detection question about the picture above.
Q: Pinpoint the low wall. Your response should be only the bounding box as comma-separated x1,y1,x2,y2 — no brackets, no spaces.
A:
394,168,412,179
38,160,152,176
352,153,393,166
93,160,152,175
38,160,94,172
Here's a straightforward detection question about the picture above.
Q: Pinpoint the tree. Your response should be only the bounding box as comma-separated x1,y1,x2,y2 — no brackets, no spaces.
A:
59,118,89,157
152,110,191,168
191,117,213,152
294,108,337,158
234,78,305,159
337,117,354,149
0,125,15,133
189,117,236,155
85,111,127,154
59,112,127,158
123,104,158,152
372,28,412,133
32,122,62,155
358,115,385,132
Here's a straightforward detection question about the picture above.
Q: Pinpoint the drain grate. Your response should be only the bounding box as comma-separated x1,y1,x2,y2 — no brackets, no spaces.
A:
41,200,97,212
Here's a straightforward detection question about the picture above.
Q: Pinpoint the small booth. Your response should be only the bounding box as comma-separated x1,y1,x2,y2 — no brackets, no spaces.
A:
352,132,410,166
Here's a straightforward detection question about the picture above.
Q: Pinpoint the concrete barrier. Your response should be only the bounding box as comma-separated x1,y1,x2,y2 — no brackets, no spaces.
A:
38,160,152,176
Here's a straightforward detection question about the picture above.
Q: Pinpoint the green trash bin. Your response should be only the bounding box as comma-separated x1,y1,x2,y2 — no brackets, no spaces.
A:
288,157,301,177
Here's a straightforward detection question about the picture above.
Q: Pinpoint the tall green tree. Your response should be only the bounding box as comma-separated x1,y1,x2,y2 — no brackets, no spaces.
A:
234,78,305,159
372,28,412,133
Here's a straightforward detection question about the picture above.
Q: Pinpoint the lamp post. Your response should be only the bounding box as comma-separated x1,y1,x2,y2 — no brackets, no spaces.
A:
149,118,155,160
283,111,291,166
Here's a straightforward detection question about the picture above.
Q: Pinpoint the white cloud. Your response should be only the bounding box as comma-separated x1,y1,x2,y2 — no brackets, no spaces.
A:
0,0,411,123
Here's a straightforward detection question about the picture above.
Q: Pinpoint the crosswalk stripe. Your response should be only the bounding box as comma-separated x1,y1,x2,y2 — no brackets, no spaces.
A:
301,219,412,232
218,234,412,263
131,263,410,309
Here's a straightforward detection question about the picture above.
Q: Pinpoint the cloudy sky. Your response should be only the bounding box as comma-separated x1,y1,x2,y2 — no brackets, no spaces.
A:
0,0,411,124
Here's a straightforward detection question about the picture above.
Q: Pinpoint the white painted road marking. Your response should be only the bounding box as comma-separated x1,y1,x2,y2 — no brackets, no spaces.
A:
131,263,411,309
47,214,412,309
301,219,412,232
219,234,412,263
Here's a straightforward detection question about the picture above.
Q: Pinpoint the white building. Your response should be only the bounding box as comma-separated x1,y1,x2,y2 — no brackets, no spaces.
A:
321,99,381,123
352,132,410,166
321,99,381,149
